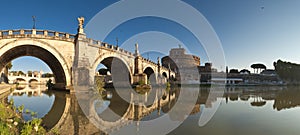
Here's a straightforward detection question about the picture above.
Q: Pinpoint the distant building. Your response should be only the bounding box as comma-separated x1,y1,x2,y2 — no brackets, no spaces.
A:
260,69,277,76
198,63,212,72
162,47,200,84
162,47,200,69
198,63,214,83
225,68,283,85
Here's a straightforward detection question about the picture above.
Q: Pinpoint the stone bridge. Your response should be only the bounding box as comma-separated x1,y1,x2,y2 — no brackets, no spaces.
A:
8,74,40,84
0,17,175,90
8,74,54,84
11,84,46,95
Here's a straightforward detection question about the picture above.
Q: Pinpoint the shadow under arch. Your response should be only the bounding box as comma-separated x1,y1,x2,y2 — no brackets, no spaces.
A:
41,90,69,129
0,45,67,88
95,56,132,88
97,89,130,122
143,67,155,79
162,72,168,79
86,89,134,133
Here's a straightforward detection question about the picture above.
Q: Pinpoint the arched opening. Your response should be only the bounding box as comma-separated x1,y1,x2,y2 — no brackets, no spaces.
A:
16,78,26,84
96,89,130,122
171,75,175,80
162,72,168,79
29,79,38,83
0,45,67,89
95,57,131,88
144,67,154,78
28,84,39,89
144,67,156,85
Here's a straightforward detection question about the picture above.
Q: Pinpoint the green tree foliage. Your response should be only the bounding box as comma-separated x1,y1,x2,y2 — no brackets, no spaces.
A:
18,71,25,76
42,73,54,77
10,71,25,76
0,101,46,135
5,62,13,70
229,69,239,74
251,63,267,73
27,71,33,76
240,69,251,74
94,76,105,92
4,62,13,75
274,59,300,83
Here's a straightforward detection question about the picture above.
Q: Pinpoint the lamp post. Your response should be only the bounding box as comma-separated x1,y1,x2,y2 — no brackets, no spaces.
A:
32,16,36,29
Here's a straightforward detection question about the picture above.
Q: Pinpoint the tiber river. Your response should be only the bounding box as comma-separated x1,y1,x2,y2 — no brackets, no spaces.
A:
3,84,300,135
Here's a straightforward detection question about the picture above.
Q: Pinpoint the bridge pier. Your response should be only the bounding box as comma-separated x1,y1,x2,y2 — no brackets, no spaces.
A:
73,28,94,87
133,56,147,85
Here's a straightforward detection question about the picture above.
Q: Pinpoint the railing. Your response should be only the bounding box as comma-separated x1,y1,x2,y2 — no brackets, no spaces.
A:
88,38,134,56
0,29,137,56
0,29,76,40
139,57,174,73
140,57,158,66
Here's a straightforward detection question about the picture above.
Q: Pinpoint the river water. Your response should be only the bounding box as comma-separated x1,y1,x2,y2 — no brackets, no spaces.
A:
3,85,300,135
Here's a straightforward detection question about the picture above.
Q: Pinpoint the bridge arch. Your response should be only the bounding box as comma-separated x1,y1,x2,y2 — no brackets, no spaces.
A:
162,72,168,79
0,39,71,88
143,66,158,85
28,78,39,84
143,67,155,79
16,78,26,82
92,53,133,85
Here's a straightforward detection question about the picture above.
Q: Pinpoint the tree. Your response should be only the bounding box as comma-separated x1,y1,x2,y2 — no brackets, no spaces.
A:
229,69,239,74
27,71,33,76
240,69,250,74
274,59,300,83
43,73,54,77
251,63,266,73
4,62,13,75
5,62,12,70
17,71,25,76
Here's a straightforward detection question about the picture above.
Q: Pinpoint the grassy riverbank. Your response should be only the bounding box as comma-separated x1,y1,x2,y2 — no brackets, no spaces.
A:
0,84,60,135
0,98,48,135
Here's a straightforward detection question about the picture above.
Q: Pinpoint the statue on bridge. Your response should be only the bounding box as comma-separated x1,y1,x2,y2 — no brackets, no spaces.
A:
77,17,85,34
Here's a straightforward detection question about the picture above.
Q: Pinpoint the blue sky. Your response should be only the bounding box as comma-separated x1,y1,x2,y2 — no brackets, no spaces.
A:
2,0,300,73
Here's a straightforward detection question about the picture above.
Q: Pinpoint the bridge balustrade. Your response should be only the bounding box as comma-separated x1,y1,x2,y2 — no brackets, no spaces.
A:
84,38,135,56
0,29,76,40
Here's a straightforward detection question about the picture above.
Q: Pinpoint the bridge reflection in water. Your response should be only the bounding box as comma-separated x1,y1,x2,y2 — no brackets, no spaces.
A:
70,87,177,135
7,84,69,129
6,85,177,134
4,86,300,134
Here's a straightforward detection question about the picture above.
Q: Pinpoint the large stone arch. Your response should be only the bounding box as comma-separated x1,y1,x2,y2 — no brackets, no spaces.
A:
143,67,155,79
143,66,158,85
92,53,133,84
0,39,72,88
